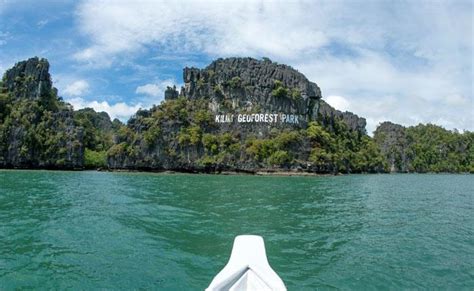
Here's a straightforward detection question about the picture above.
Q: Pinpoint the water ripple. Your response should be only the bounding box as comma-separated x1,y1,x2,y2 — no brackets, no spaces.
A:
0,171,473,289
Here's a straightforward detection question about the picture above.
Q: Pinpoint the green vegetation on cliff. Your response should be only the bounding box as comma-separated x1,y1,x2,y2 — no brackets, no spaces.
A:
0,64,84,168
73,108,121,168
375,122,474,173
0,58,120,169
106,96,387,173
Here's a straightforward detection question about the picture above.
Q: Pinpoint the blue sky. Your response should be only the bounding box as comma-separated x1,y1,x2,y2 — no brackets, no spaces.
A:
0,0,472,133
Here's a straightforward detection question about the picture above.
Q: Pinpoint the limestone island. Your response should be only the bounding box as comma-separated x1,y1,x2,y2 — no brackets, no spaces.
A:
0,57,472,174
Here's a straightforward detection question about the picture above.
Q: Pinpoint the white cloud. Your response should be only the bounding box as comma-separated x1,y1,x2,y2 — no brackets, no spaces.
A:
74,0,473,132
37,19,49,28
63,80,90,97
443,94,470,106
74,0,329,65
0,1,6,14
296,48,473,134
136,83,161,97
136,79,175,97
326,95,351,112
0,31,9,46
322,93,473,135
67,97,142,121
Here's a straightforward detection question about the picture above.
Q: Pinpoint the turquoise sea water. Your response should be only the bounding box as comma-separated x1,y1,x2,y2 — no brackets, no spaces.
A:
0,170,473,290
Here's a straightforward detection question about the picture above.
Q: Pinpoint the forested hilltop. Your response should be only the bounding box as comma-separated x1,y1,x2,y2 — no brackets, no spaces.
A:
0,57,472,173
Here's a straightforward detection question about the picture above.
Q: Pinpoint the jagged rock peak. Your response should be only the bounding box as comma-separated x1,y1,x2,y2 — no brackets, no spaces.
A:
167,57,323,121
2,57,54,101
318,100,367,134
375,121,406,132
181,57,322,100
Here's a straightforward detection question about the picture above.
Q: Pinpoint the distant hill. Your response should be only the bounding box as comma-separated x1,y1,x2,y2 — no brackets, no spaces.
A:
0,57,472,173
374,122,473,173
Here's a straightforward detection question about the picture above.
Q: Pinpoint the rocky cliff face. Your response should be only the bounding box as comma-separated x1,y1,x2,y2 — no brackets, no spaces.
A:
179,57,321,118
167,57,366,134
0,57,84,169
3,57,55,101
318,100,367,134
373,121,410,172
107,58,377,173
180,58,322,140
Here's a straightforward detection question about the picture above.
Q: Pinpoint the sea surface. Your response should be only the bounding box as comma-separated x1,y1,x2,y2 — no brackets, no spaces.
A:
0,170,473,290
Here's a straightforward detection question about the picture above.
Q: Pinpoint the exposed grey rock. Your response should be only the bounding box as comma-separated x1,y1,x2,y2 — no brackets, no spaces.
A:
318,100,366,134
74,108,114,132
2,109,84,169
373,121,409,172
178,57,366,133
3,57,53,101
181,57,321,119
164,85,179,100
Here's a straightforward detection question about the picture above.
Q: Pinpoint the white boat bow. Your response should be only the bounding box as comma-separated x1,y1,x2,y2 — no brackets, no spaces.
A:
206,235,286,291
